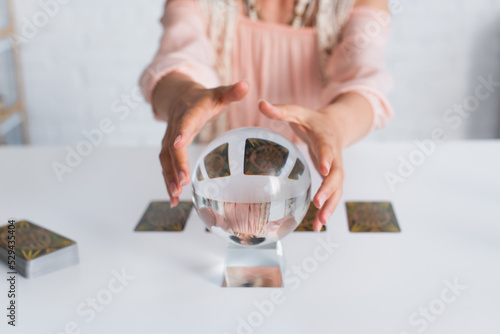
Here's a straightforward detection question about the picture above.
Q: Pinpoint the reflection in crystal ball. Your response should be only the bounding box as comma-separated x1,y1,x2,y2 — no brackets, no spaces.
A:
192,127,311,246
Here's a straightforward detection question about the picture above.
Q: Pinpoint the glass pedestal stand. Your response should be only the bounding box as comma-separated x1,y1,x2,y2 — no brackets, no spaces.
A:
222,241,285,288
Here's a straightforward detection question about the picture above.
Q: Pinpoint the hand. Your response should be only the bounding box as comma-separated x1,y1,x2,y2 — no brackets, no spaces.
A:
258,100,346,232
155,74,250,207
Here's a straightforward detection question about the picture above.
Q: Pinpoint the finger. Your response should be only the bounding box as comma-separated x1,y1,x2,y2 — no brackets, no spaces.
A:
162,170,180,208
313,216,323,233
171,106,211,149
257,100,311,129
159,148,180,207
314,140,335,177
164,122,190,196
318,188,343,226
215,80,250,104
313,167,344,209
169,143,191,190
160,130,181,197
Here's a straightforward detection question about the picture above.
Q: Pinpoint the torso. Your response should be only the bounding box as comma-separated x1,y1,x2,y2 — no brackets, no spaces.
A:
227,5,322,142
196,0,354,142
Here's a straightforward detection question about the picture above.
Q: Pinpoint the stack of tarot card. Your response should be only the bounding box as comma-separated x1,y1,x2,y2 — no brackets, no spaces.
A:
0,220,79,278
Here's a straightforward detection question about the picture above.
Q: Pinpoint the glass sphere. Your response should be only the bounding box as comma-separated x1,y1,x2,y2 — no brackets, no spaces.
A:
192,127,311,247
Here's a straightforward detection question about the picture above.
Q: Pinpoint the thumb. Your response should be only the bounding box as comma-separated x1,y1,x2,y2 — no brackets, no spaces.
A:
258,100,311,129
212,80,250,105
173,80,250,149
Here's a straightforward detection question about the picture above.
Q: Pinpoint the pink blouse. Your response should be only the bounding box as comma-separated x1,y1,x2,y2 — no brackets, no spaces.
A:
140,0,393,142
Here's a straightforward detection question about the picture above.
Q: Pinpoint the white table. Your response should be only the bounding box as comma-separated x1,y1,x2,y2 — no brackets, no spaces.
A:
1,141,499,334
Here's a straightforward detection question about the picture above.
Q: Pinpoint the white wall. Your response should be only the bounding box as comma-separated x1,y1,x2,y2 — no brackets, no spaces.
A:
11,0,500,146
372,0,500,142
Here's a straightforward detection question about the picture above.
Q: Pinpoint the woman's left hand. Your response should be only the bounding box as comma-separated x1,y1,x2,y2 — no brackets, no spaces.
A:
258,100,346,232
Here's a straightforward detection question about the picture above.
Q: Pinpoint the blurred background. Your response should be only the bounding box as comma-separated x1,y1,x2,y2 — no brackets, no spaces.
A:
1,0,500,146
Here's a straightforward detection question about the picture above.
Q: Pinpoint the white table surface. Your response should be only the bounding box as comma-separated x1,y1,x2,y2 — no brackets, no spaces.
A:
0,141,499,334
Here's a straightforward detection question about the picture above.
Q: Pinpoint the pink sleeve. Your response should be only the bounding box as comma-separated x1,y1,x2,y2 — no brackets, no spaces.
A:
320,7,394,131
139,0,220,104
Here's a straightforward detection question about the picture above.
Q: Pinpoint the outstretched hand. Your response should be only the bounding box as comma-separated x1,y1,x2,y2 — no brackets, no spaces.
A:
258,100,346,232
158,79,250,207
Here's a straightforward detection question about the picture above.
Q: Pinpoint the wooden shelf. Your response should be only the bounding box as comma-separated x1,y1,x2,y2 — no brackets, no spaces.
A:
0,0,29,144
0,102,22,123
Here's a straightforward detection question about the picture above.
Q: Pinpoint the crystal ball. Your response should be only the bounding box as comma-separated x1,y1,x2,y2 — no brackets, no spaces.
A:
192,127,311,247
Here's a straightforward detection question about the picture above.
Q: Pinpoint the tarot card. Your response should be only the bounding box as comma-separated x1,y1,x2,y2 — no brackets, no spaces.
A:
204,143,231,179
0,220,76,261
196,166,204,181
288,158,305,180
244,138,289,176
294,202,326,232
135,201,193,231
345,202,401,232
0,220,79,278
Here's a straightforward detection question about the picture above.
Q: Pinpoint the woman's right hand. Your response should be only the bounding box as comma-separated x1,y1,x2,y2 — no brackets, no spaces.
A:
152,72,250,207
